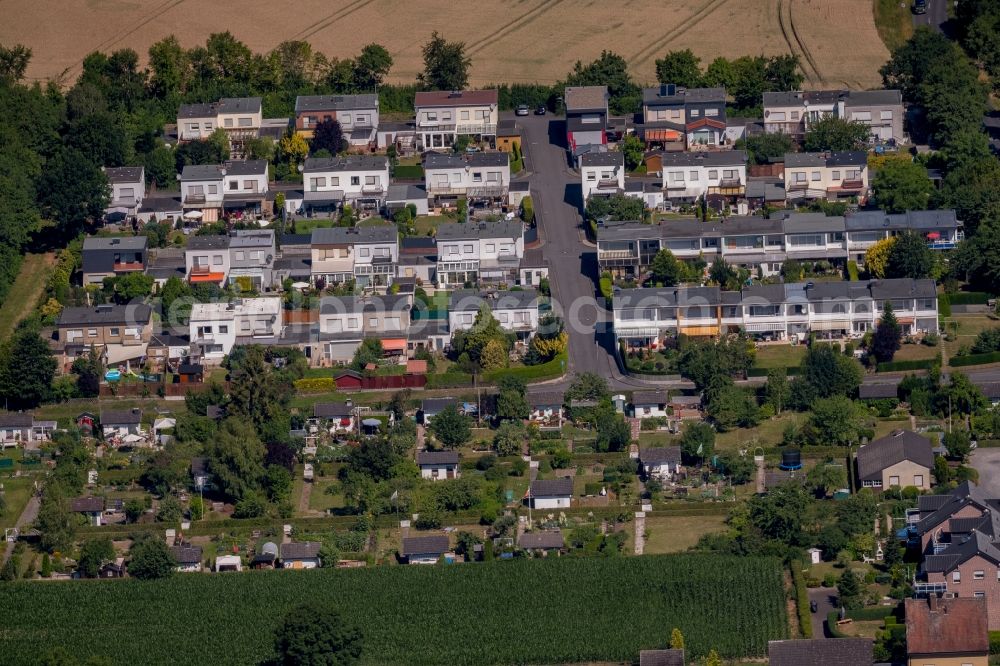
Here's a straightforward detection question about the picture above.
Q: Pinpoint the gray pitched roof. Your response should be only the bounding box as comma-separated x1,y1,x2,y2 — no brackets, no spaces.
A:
58,304,152,327
580,152,624,168
421,397,457,413
223,160,268,176
229,229,275,248
845,89,902,107
0,413,33,428
857,430,933,481
564,86,608,112
518,531,565,550
313,402,353,418
71,497,105,513
656,150,747,168
924,529,1000,573
643,84,726,105
83,236,147,252
424,151,509,169
180,164,223,181
311,225,397,246
529,478,573,498
768,638,873,666
416,451,459,466
101,408,142,425
217,97,262,114
295,94,378,113
763,89,844,107
640,447,682,466
104,166,144,184
186,234,230,250
633,390,668,405
169,545,203,565
317,293,411,316
304,155,388,172
436,220,522,241
859,381,899,399
401,535,450,557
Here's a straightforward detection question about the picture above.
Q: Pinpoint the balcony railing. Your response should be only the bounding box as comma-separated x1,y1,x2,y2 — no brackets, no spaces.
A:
190,266,213,275
113,262,144,272
361,184,385,195
598,250,638,260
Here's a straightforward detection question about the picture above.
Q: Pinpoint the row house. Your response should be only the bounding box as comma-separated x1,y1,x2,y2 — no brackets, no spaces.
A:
293,94,379,146
180,160,269,222
597,210,960,279
783,151,869,201
103,167,145,219
82,236,147,286
580,152,625,201
228,229,277,291
763,89,904,143
612,278,937,347
424,152,511,206
176,97,262,155
185,235,231,285
53,303,153,368
565,86,609,153
448,289,540,342
413,89,498,151
435,220,524,287
640,84,728,151
314,293,413,364
911,482,1000,630
302,155,390,214
310,225,399,288
646,150,748,203
188,297,284,363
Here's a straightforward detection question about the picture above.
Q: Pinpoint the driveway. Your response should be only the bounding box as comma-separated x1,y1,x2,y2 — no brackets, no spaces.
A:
970,447,1000,497
518,115,694,394
808,587,838,638
912,0,947,33
2,492,40,566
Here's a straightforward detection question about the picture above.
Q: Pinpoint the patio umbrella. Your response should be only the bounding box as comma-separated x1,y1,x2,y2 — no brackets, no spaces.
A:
362,418,381,427
183,210,203,220
291,282,310,290
926,232,940,240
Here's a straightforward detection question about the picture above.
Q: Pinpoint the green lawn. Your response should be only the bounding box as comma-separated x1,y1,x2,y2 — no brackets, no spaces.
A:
715,413,803,453
942,314,1000,365
642,514,728,554
290,218,335,234
754,344,807,369
0,252,53,339
0,476,34,530
874,0,915,53
893,341,940,363
413,215,451,235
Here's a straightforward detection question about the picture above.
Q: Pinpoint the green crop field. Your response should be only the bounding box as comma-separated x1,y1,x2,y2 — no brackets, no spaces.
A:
0,554,786,665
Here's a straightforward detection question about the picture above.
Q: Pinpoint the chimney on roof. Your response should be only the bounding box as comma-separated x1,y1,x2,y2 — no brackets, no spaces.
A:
928,595,939,612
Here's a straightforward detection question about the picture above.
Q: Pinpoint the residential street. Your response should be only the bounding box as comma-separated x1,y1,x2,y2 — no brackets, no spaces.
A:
518,114,694,394
970,448,1000,498
912,0,947,32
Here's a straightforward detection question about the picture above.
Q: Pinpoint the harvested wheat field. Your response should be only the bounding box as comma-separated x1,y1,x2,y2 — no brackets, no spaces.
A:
3,0,888,89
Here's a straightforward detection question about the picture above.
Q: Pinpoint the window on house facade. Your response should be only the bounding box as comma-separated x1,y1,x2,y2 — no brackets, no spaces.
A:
953,571,962,582
791,111,799,121
243,179,253,190
224,118,234,128
212,255,223,266
852,111,872,122
770,111,786,121
889,475,900,486
359,248,370,257
669,171,685,183
368,317,378,328
110,328,120,336
846,169,861,180
463,244,473,253
586,173,596,181
351,176,360,186
706,108,719,117
208,185,218,194
348,318,360,329
793,172,806,183
238,117,252,127
461,110,470,120
472,172,483,183
442,111,452,121
974,570,985,580
486,244,496,253
723,169,736,179
690,109,701,118
190,185,204,195
914,475,924,487
810,171,821,181
689,171,698,181
235,251,245,261
219,325,229,334
880,110,893,120
831,171,841,181
365,175,378,185
187,123,199,132
330,176,340,186
708,170,718,180
426,113,437,122
447,245,458,255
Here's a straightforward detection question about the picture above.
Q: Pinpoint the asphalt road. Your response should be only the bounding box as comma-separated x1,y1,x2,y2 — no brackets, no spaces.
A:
518,115,694,394
912,0,947,32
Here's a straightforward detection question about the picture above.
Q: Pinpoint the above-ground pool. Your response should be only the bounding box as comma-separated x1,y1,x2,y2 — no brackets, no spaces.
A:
104,370,121,382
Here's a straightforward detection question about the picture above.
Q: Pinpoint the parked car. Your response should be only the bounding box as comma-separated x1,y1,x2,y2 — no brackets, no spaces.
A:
810,600,818,613
515,105,529,116
534,106,547,116
912,0,927,14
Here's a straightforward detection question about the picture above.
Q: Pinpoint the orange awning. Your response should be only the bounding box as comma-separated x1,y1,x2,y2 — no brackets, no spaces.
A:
381,338,407,352
646,129,682,142
680,326,719,337
189,272,226,283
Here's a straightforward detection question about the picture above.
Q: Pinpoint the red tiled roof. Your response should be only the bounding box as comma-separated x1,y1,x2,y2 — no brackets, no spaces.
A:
905,597,989,656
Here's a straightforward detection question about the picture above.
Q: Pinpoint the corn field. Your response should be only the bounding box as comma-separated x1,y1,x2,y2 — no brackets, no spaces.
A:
0,554,787,665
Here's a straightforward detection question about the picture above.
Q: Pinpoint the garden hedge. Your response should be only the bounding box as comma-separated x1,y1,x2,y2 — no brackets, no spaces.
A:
950,351,1000,367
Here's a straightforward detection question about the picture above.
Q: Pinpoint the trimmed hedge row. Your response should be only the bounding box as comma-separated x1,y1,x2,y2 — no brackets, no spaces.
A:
990,630,1000,655
392,164,424,179
599,277,613,305
950,351,1000,367
790,561,812,638
938,294,951,317
846,605,899,621
876,358,938,372
484,351,567,384
948,291,991,305
747,366,800,377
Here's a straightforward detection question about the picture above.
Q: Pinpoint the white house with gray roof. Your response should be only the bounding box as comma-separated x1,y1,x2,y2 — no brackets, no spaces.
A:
580,152,625,201
177,97,263,155
448,289,540,341
315,293,413,363
613,278,937,348
103,167,145,218
82,236,147,286
435,220,524,287
302,155,390,213
783,151,868,201
423,152,510,204
180,160,268,222
294,94,379,144
651,150,748,202
310,225,399,288
764,89,904,143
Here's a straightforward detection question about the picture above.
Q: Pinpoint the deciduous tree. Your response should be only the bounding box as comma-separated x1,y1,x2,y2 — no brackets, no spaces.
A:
872,159,932,214
128,534,176,580
429,404,472,449
804,116,871,151
418,32,470,91
654,50,702,87
272,602,363,666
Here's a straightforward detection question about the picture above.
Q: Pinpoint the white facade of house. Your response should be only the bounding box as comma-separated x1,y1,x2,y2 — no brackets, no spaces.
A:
659,152,748,202
632,401,669,419
303,156,390,208
435,221,524,287
580,153,625,201
180,169,224,213
223,164,268,199
424,153,510,200
188,297,284,362
532,496,571,509
414,90,499,150
185,238,231,283
448,290,539,338
104,167,146,216
419,464,460,480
